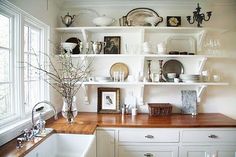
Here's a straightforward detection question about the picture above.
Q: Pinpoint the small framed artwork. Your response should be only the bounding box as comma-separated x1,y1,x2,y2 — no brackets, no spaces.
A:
167,16,181,27
104,36,121,54
97,87,120,113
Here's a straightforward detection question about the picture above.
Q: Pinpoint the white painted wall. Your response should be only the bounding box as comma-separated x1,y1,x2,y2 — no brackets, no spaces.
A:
58,0,236,119
6,0,236,119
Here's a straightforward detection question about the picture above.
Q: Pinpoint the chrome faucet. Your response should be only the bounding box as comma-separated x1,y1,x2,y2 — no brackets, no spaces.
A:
31,101,58,135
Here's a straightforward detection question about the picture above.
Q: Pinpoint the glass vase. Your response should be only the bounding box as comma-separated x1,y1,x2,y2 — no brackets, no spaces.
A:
62,96,78,123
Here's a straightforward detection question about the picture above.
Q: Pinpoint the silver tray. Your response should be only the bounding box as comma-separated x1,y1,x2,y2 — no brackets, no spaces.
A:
125,8,163,26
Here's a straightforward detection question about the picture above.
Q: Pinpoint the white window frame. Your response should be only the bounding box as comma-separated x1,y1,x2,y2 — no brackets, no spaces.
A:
0,1,51,146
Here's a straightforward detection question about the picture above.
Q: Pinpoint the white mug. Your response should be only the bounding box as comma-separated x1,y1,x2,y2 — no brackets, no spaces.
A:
157,42,166,54
143,42,151,53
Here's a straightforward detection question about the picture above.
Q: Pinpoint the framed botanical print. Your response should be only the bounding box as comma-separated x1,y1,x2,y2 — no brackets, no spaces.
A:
167,16,181,27
97,88,120,113
104,36,121,54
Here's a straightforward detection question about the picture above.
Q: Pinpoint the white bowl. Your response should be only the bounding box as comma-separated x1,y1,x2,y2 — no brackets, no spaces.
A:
61,42,77,52
144,16,162,26
93,15,115,26
167,73,177,79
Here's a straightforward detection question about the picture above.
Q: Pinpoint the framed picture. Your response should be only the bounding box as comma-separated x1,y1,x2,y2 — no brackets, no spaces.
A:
104,36,121,54
167,16,181,27
97,88,120,113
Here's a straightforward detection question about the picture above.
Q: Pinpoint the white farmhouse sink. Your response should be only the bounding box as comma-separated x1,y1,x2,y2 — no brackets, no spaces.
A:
25,134,96,157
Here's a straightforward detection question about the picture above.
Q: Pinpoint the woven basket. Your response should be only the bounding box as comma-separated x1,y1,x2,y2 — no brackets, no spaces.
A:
148,103,172,116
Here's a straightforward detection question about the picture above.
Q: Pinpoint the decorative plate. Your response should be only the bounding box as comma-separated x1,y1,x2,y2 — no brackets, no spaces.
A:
65,37,81,54
110,62,129,79
125,8,163,26
163,60,184,81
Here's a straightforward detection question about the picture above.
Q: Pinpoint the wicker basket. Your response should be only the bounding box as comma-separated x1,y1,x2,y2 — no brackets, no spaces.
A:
148,103,172,116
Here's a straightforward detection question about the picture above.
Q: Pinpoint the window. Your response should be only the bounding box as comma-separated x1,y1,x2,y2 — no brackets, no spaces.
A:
0,1,49,145
24,24,43,114
0,12,15,122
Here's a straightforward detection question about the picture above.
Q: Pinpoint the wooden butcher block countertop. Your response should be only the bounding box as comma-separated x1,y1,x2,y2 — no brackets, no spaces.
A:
1,113,236,157
46,113,236,134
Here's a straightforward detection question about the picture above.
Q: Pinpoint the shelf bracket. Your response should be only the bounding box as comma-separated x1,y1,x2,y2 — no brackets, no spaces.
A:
197,85,207,102
198,57,207,74
82,84,90,105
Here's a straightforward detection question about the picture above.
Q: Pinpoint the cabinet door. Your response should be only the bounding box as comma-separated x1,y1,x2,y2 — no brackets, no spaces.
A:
96,129,115,157
213,146,236,157
180,146,211,157
119,145,178,157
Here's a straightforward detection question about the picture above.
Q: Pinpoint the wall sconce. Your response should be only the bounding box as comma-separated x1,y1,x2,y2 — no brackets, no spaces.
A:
187,3,212,27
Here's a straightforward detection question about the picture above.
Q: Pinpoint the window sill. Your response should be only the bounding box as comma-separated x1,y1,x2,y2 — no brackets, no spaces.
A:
0,110,55,146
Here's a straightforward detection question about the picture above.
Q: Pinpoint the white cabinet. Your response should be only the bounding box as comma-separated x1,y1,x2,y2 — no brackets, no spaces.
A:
180,146,212,157
181,129,236,157
180,146,236,157
119,145,178,157
117,128,179,157
96,128,236,157
214,146,236,157
96,129,115,157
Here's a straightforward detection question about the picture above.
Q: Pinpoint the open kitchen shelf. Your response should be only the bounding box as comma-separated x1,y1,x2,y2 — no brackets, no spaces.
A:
56,26,229,104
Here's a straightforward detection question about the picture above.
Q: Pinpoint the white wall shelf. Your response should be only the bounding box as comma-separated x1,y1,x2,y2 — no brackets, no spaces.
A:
81,81,229,86
69,54,228,59
56,25,229,107
55,26,226,34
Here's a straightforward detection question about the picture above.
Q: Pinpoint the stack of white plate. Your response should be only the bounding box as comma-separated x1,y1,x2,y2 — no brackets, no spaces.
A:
95,76,112,82
180,74,200,83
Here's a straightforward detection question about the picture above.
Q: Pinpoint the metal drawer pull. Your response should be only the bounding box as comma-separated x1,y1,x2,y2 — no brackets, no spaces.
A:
145,135,154,139
208,134,218,138
144,153,154,157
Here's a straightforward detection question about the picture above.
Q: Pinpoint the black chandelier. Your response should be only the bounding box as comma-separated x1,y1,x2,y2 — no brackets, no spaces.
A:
187,3,212,27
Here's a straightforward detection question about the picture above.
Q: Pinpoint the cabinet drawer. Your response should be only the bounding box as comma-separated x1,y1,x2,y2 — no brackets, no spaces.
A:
119,145,178,157
182,130,236,143
119,130,179,143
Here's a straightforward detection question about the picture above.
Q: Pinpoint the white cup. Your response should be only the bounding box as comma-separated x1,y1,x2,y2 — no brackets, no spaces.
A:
157,42,166,54
152,73,159,82
213,75,220,82
131,108,137,116
143,42,151,53
174,78,180,83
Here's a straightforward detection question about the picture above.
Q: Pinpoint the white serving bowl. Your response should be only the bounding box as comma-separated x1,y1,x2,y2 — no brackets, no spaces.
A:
61,42,77,52
93,15,115,26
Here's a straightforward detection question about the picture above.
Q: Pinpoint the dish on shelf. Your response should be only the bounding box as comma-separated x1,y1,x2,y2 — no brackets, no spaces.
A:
180,74,201,83
167,36,196,54
61,42,77,52
125,8,163,26
163,60,184,81
110,62,129,80
95,76,112,82
92,15,115,26
65,37,81,54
